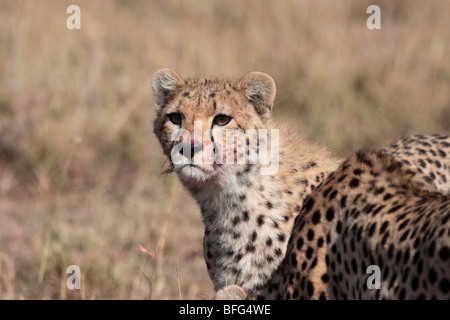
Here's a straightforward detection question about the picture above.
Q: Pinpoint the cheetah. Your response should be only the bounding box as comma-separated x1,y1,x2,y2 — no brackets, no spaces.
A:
283,138,450,299
152,69,341,299
152,69,450,300
216,135,450,300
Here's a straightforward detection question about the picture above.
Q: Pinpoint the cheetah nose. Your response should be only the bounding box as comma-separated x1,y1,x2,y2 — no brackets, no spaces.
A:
191,144,203,158
179,143,203,158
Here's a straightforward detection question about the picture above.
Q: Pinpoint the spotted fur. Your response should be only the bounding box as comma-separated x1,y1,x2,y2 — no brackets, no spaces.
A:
153,69,450,300
284,136,450,299
382,135,450,195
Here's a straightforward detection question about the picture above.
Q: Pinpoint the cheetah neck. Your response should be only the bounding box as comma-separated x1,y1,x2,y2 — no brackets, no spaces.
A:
180,131,341,299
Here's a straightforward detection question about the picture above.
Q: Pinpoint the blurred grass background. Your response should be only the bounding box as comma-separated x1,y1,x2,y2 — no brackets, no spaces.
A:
0,0,448,299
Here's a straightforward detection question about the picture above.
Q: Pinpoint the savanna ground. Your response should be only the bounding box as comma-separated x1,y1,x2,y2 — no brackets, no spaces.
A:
0,0,448,299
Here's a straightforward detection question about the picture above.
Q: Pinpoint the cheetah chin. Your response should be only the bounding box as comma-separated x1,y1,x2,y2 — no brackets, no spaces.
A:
177,163,226,182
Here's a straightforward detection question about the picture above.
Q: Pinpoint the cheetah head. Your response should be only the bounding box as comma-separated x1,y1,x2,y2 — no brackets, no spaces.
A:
152,69,276,185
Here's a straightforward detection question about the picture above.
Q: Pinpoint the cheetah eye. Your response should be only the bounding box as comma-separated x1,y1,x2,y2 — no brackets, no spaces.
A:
167,113,182,125
213,114,232,126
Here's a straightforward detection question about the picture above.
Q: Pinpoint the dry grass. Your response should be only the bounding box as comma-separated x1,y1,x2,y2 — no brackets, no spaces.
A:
0,0,448,299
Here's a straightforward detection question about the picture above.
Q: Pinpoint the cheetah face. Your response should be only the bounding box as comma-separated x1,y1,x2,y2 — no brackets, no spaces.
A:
152,69,276,184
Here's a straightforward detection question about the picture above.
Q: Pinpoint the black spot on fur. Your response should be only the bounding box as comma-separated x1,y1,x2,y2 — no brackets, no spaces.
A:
312,211,321,224
296,237,304,250
303,197,315,214
379,221,389,234
329,190,338,200
388,205,402,214
383,193,393,201
317,237,324,248
349,178,360,188
326,208,335,221
439,247,449,261
368,223,377,237
323,187,332,198
437,149,447,157
310,258,318,269
257,215,265,226
306,247,313,259
246,243,256,253
356,151,374,167
291,253,298,268
307,229,315,241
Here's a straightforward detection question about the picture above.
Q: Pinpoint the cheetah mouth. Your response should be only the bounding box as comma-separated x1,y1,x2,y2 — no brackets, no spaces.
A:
180,162,223,172
175,162,226,182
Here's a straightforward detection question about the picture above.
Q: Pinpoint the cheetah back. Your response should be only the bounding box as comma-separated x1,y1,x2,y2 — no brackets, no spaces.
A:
284,149,450,299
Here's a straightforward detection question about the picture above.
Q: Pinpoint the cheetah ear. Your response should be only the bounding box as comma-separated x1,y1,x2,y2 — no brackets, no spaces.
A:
236,71,276,121
152,68,185,110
